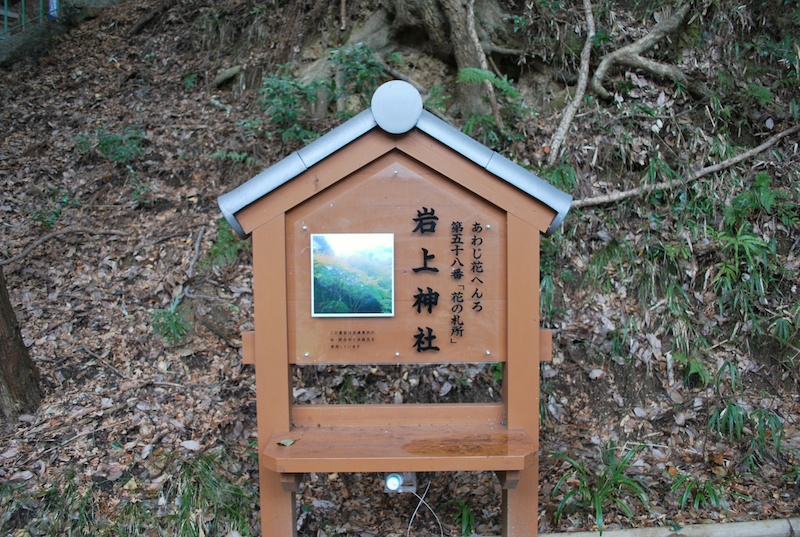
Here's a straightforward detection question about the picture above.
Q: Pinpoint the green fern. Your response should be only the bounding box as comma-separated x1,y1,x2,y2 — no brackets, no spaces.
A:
209,151,256,165
745,83,774,106
456,67,520,99
674,353,711,388
259,65,320,143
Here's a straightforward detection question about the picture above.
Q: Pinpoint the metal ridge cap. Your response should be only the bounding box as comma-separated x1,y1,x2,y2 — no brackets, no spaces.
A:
544,204,571,236
416,109,572,234
484,152,572,235
416,110,494,168
298,109,377,168
217,154,307,238
371,80,424,133
217,109,378,238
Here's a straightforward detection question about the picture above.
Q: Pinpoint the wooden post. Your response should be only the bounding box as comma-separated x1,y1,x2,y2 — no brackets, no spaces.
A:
503,215,540,536
252,216,296,537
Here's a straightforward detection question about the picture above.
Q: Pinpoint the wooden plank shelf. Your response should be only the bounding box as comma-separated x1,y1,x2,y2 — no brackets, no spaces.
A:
263,423,537,474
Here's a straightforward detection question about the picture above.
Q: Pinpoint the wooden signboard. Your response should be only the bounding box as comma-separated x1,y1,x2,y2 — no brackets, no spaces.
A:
219,81,571,537
286,153,506,365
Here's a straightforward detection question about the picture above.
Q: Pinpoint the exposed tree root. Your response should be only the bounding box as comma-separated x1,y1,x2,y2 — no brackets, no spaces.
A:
572,124,800,209
127,0,176,37
589,3,703,100
547,0,595,166
212,66,242,89
0,227,126,267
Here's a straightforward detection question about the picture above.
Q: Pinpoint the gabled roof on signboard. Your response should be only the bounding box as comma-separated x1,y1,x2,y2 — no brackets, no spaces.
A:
218,81,572,238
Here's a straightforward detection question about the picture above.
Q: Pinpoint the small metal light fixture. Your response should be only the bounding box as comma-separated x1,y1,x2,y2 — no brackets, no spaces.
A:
384,472,417,493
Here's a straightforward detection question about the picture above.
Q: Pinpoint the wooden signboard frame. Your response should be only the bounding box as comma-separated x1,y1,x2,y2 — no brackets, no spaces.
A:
222,82,569,537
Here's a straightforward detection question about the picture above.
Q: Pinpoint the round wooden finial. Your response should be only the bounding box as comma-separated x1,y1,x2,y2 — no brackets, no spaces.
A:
371,81,423,134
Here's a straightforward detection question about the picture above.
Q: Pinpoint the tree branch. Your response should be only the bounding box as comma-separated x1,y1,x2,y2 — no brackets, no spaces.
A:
0,226,126,267
186,226,205,280
547,0,595,165
82,345,129,380
590,3,693,100
381,62,426,94
572,124,800,209
127,0,176,37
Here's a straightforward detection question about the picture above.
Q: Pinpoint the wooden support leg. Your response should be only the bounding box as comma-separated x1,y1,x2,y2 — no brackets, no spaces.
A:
260,470,296,537
500,465,538,537
281,473,303,492
496,470,521,490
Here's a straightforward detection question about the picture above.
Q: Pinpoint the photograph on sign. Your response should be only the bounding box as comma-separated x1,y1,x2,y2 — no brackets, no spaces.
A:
311,233,395,317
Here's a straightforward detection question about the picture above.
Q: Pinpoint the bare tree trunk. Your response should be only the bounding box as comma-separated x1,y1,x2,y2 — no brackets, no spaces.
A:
0,266,41,423
389,0,451,55
386,0,506,118
440,0,492,117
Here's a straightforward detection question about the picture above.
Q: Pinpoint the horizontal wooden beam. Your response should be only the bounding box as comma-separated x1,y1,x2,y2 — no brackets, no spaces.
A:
244,329,551,364
292,402,504,427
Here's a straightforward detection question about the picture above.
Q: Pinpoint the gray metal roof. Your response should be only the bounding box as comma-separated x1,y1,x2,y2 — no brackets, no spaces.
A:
218,80,571,237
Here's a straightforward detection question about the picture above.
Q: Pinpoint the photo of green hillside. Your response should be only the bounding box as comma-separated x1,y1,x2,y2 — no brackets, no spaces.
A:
311,233,394,317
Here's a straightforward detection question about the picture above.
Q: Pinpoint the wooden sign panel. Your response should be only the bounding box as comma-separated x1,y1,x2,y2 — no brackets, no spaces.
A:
285,151,508,365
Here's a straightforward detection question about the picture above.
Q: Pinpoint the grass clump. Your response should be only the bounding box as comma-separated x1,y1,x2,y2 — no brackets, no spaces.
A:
160,452,256,537
76,125,146,164
204,218,250,268
705,360,785,471
452,498,475,536
783,461,800,486
551,443,649,535
0,475,98,535
0,452,256,536
151,296,191,344
670,473,728,511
